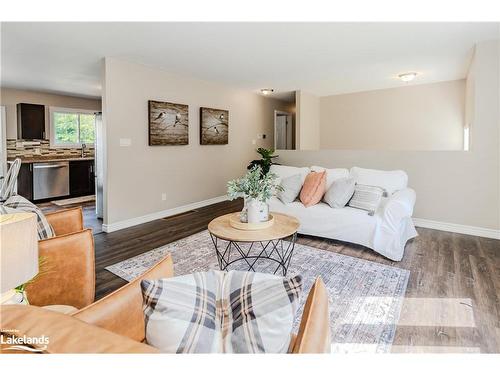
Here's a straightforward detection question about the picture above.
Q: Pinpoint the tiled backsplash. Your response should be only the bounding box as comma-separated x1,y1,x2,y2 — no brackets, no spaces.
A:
7,139,95,160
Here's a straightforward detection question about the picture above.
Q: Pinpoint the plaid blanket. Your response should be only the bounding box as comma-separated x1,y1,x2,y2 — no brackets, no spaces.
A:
141,270,302,353
0,195,55,239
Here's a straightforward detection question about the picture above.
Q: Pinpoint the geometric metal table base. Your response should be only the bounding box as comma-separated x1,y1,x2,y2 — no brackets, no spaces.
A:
209,232,297,276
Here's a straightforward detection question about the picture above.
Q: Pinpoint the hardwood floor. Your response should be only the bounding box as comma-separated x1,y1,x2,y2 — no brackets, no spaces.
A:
39,200,103,234
52,199,500,353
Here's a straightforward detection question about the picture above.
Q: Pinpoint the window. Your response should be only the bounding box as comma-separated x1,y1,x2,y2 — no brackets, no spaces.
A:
50,107,96,147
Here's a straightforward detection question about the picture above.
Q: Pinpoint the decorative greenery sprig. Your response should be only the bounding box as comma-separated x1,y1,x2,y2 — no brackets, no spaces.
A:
227,165,283,203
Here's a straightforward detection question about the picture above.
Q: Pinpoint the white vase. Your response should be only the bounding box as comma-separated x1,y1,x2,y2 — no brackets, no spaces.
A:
246,198,269,223
246,198,261,224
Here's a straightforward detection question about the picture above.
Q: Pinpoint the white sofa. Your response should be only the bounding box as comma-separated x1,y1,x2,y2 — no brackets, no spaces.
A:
268,165,418,261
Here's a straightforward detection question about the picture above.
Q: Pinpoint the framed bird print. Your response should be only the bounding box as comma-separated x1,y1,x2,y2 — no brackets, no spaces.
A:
148,100,189,145
200,107,229,145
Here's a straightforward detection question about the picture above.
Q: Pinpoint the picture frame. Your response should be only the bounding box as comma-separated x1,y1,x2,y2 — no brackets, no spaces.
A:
200,107,229,145
148,100,189,145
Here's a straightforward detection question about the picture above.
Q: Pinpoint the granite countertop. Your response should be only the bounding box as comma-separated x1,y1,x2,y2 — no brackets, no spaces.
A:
8,156,95,164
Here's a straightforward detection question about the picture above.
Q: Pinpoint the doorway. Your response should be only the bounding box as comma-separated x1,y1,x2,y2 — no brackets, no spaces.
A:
274,110,294,150
0,106,6,179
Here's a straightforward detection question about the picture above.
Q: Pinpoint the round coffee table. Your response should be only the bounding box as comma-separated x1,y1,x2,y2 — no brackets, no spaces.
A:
208,212,300,276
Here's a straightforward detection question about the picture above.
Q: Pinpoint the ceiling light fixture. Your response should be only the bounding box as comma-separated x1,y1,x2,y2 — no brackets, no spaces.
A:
398,72,418,82
260,88,274,95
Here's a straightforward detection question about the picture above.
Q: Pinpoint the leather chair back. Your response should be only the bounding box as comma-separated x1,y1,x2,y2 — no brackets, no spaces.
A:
73,255,174,342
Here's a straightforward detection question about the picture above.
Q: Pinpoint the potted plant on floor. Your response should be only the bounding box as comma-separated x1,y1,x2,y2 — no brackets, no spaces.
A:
227,165,283,223
247,148,279,176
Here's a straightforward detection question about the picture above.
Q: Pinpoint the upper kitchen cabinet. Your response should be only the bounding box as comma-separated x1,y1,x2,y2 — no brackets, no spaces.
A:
17,103,46,139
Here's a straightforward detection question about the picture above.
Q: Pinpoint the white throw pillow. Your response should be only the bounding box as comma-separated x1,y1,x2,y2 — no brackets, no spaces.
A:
311,166,349,190
277,174,303,204
270,165,310,185
323,177,355,208
349,167,407,195
141,270,302,353
347,184,385,215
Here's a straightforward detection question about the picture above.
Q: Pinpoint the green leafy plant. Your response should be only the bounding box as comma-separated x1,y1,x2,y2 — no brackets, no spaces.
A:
227,165,283,202
247,148,279,176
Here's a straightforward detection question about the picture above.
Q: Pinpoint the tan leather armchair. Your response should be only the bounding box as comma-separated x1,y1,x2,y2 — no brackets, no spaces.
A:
2,254,330,353
25,207,95,309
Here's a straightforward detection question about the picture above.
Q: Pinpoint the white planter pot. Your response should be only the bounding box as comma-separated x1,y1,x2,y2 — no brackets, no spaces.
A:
245,198,269,224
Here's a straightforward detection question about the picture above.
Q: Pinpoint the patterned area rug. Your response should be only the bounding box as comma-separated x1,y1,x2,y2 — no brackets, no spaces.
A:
106,230,409,353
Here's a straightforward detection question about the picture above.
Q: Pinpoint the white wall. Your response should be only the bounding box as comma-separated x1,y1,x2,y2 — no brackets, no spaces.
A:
0,88,101,139
278,40,500,233
102,58,291,228
320,80,465,150
296,90,320,150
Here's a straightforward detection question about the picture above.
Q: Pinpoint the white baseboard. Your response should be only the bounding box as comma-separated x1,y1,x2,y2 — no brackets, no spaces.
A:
413,218,500,239
102,195,228,233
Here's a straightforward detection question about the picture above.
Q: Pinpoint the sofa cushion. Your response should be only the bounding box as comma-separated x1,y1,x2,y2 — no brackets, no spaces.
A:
311,166,349,190
141,270,302,353
277,174,303,204
349,167,407,195
348,184,385,215
323,177,355,208
0,195,55,239
270,165,310,185
300,171,326,208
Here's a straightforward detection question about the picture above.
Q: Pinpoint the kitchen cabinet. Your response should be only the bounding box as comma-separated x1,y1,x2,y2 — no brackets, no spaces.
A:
14,159,95,202
16,163,33,200
17,103,46,140
69,160,95,197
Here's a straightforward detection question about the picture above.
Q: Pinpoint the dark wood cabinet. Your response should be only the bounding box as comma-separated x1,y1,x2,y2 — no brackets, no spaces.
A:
16,163,34,200
17,103,46,140
15,160,95,202
69,160,95,197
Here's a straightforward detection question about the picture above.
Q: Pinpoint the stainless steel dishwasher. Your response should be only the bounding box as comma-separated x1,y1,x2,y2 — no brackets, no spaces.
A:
33,161,70,200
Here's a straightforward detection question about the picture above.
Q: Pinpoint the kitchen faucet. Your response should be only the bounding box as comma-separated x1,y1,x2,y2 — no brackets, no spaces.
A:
81,143,87,157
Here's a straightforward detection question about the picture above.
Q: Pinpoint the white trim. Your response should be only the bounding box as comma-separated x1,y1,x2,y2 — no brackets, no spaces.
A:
49,106,96,148
102,195,228,233
413,218,500,239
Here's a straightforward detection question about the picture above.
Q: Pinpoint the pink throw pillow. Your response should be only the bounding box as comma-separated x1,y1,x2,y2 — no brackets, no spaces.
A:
300,171,326,207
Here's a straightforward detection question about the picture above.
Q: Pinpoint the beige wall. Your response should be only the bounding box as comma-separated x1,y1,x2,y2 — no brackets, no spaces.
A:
320,80,466,150
103,58,291,226
277,40,500,231
0,88,101,139
296,90,320,150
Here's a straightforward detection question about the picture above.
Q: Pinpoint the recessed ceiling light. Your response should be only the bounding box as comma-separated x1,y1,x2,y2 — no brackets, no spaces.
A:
260,88,274,95
398,72,418,82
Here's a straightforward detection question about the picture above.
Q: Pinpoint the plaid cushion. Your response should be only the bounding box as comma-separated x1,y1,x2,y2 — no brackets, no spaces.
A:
0,195,55,239
141,270,302,353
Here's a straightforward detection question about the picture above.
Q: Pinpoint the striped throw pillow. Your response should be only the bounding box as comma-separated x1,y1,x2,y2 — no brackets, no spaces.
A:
141,270,302,353
347,184,386,215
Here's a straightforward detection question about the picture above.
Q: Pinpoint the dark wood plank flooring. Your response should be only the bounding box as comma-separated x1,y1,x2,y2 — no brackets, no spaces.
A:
51,199,500,353
39,200,103,234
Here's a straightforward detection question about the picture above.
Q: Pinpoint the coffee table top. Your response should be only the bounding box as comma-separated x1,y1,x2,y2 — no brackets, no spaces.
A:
208,212,300,242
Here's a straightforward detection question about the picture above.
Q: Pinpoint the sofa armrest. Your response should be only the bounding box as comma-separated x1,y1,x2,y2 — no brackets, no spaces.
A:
45,207,84,236
25,229,95,309
381,188,416,227
73,255,174,343
292,277,331,353
1,305,159,353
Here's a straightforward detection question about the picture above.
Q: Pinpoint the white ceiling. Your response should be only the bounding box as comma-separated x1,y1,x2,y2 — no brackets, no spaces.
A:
1,22,498,99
